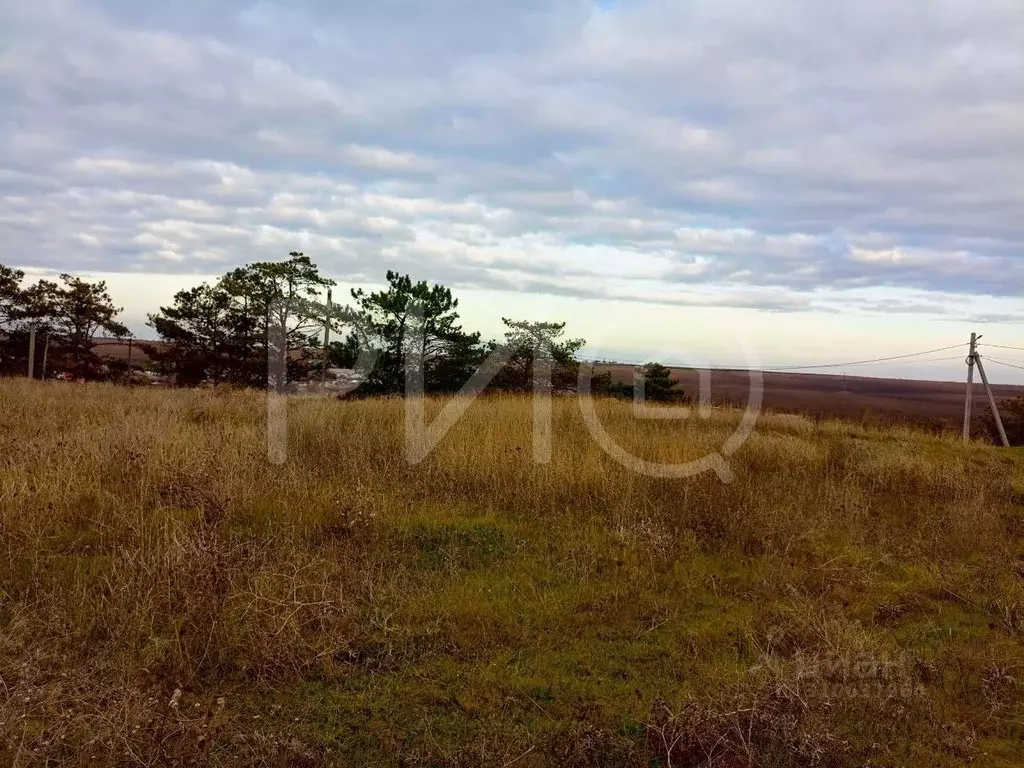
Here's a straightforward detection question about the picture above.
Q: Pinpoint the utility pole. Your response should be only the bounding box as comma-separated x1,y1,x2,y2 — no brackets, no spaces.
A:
976,352,1010,448
41,331,49,380
27,326,36,380
963,332,977,441
320,288,332,392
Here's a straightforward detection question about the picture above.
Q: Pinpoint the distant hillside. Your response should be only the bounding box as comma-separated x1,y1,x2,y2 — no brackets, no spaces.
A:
595,364,1024,429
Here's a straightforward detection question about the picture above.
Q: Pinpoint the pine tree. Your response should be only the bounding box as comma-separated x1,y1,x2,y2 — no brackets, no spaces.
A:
340,271,483,394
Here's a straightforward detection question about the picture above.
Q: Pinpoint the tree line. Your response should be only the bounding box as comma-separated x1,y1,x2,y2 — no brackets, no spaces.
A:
0,254,686,401
0,264,128,378
3,253,1022,443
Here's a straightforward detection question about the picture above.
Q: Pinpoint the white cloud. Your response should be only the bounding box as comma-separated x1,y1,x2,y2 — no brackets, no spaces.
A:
0,0,1021,321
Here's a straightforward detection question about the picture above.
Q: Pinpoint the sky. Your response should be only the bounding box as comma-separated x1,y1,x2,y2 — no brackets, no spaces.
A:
1,0,1022,382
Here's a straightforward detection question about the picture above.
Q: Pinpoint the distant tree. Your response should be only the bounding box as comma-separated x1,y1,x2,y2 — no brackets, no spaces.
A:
44,275,130,373
222,252,334,391
0,263,27,375
0,264,24,328
340,271,483,394
486,319,585,394
427,328,489,394
327,332,362,369
147,284,253,387
148,252,334,389
1,273,130,379
597,362,687,403
634,362,685,403
587,367,615,396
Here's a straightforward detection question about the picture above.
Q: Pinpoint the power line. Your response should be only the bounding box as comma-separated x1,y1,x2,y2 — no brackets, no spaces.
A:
980,343,1024,352
983,355,1024,365
897,355,967,364
589,343,968,373
986,357,1024,373
761,343,966,371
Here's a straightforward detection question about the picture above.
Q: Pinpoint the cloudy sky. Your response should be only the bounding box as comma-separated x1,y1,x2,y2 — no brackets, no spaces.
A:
1,0,1022,381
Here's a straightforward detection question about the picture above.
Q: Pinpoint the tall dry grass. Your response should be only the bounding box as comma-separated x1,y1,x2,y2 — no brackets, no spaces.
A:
0,379,1022,766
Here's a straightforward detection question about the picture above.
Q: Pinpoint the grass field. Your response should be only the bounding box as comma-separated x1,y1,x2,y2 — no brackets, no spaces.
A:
1,380,1024,766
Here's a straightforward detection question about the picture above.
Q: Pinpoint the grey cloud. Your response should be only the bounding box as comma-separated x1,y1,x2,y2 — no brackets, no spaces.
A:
0,0,1022,306
955,314,1024,324
844,299,956,316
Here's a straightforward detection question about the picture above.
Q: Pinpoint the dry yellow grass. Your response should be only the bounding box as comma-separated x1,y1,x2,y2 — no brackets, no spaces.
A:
1,380,1023,766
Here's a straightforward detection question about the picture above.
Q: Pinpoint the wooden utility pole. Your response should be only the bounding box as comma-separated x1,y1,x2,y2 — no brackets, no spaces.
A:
963,332,977,441
27,326,36,380
976,352,1010,447
320,288,332,391
41,332,49,380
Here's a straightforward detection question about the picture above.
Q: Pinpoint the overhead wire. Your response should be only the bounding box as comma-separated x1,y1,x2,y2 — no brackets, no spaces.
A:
980,343,1024,352
757,343,967,371
894,355,967,364
593,342,969,373
985,357,1024,373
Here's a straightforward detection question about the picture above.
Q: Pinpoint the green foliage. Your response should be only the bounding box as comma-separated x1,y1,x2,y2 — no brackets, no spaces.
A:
604,362,688,403
147,252,333,388
0,265,26,375
327,332,362,369
485,318,585,394
340,270,484,394
408,520,511,570
636,362,686,403
44,274,129,346
3,257,592,394
985,397,1024,446
45,275,130,376
0,264,24,328
146,284,257,387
